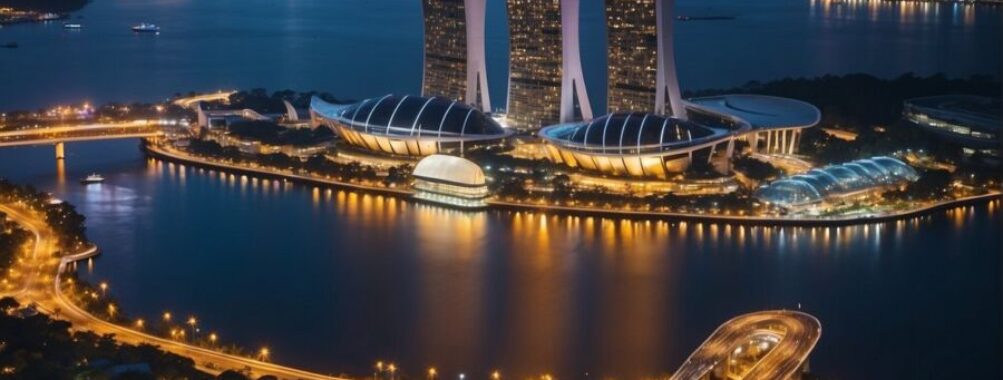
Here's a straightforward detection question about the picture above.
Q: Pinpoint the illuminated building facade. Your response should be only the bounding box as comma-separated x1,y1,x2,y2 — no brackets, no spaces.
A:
412,154,490,208
421,0,491,111
506,0,593,130
538,95,822,178
310,95,511,157
904,95,1000,162
605,0,685,117
538,112,733,179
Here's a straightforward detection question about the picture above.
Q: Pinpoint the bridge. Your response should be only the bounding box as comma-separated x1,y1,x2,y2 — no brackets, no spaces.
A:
671,310,821,380
0,120,174,158
171,90,236,110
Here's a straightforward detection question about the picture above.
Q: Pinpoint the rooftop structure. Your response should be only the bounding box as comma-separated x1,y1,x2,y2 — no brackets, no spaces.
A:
506,0,593,130
310,95,510,157
755,156,919,207
605,0,685,117
412,154,489,208
904,95,1001,160
538,112,733,178
421,0,491,111
686,95,822,155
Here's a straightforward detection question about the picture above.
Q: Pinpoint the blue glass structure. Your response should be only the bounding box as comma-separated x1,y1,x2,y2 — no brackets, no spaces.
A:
755,156,919,207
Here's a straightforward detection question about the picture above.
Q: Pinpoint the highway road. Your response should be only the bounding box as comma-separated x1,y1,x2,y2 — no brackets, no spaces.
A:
173,91,237,110
670,310,821,380
0,203,349,380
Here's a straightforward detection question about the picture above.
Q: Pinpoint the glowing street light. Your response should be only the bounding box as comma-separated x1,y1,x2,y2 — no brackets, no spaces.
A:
258,347,270,361
162,311,171,322
106,304,116,317
134,318,145,329
427,367,438,379
99,282,108,296
492,370,501,380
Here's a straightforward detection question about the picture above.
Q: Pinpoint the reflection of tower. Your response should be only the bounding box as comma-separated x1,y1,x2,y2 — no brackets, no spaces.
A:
606,0,685,118
421,0,491,112
506,0,592,130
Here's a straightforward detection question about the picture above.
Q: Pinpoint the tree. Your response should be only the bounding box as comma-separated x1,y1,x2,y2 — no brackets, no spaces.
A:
0,297,19,313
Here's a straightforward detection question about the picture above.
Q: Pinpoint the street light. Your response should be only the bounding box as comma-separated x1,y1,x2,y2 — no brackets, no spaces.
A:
209,332,218,345
134,319,144,329
106,304,116,318
427,367,437,379
162,311,171,322
492,370,501,380
187,316,198,338
99,282,108,296
259,347,270,362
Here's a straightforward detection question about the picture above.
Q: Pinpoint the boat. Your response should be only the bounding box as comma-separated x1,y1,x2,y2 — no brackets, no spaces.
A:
63,23,83,29
80,174,105,184
1,42,18,49
131,23,160,33
676,15,737,21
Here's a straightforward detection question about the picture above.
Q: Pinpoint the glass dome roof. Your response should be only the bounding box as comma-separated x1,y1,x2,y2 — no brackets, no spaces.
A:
755,156,920,207
539,112,724,153
312,95,506,138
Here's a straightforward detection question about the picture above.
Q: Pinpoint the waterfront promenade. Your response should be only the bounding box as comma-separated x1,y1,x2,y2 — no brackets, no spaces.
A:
0,203,349,380
146,141,1002,227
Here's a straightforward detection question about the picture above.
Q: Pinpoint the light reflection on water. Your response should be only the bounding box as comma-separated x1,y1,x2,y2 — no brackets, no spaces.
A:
0,144,999,378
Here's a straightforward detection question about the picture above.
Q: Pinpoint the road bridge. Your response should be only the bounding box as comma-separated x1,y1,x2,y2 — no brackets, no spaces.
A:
0,120,175,158
671,310,821,380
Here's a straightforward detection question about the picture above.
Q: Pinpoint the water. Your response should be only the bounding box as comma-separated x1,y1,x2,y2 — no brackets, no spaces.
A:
0,0,999,111
0,140,999,379
1,0,1000,377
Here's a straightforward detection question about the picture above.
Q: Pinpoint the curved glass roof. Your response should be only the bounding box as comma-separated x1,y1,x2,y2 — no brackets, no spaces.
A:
755,156,919,207
311,95,506,138
538,112,726,153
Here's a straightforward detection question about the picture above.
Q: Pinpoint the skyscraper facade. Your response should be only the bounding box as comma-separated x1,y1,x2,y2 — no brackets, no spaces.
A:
421,0,491,111
605,0,686,118
506,0,592,130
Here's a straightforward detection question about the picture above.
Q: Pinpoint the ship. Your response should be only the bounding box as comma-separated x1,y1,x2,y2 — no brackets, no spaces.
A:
131,23,160,33
63,23,83,29
1,42,18,49
80,174,105,184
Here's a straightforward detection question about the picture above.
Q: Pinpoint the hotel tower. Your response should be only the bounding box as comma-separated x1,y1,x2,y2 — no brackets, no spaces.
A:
421,0,491,112
506,0,593,130
605,0,686,118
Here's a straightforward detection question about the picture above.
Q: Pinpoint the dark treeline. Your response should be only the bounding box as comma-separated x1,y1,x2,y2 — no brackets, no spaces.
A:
0,179,86,251
226,121,334,147
0,0,88,12
184,139,412,186
214,89,344,114
685,73,1000,129
1,297,290,379
0,212,31,273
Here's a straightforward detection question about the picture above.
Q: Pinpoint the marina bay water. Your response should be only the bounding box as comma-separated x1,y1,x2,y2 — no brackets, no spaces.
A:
0,140,999,378
0,0,1000,110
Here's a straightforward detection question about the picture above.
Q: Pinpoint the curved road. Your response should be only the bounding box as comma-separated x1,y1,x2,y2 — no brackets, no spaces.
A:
671,310,821,380
0,203,349,380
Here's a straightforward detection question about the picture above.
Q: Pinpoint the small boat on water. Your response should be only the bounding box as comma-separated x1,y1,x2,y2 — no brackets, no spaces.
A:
1,42,18,49
676,15,736,21
131,23,160,33
63,23,83,29
80,174,105,184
